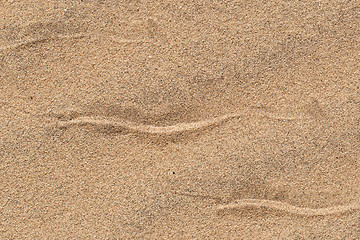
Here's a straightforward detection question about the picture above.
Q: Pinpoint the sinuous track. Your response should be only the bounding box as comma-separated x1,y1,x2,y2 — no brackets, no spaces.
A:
216,199,360,216
52,113,359,218
0,33,85,51
0,31,148,52
52,111,309,135
54,114,241,135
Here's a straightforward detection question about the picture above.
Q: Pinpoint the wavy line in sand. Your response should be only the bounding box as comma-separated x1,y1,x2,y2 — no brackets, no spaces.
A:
53,111,310,135
0,32,149,51
54,114,241,135
0,33,85,51
216,199,360,216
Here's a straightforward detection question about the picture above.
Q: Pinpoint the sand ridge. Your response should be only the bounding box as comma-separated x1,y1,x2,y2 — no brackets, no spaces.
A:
48,108,312,135
216,199,360,216
0,33,86,51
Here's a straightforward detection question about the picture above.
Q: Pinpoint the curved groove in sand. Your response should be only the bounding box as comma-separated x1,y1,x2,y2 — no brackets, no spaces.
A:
0,33,85,51
53,111,310,135
54,114,242,135
216,199,360,216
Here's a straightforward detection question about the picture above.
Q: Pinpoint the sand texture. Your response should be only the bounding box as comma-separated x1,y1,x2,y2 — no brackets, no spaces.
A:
1,1,360,239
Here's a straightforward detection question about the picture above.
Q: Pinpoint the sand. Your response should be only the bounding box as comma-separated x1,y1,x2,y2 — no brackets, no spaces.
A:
1,1,359,239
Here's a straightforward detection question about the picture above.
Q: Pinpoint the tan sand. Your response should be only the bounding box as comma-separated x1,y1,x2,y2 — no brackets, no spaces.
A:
1,1,359,239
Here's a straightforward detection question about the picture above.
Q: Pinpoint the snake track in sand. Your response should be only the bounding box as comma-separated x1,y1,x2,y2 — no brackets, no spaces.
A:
216,199,360,216
52,111,309,135
54,114,241,135
0,33,85,51
50,112,359,217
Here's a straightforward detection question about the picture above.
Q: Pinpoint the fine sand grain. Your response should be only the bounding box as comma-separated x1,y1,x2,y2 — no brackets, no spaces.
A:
1,1,359,239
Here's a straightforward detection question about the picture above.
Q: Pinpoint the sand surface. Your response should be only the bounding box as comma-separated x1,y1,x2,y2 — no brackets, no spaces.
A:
1,1,360,239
